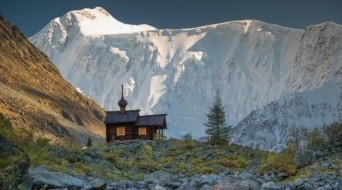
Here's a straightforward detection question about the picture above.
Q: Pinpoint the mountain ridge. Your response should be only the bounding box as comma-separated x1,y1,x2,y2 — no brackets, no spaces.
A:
29,7,342,151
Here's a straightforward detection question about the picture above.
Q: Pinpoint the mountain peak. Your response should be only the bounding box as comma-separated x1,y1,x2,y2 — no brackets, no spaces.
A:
35,7,156,37
67,6,112,21
67,7,156,36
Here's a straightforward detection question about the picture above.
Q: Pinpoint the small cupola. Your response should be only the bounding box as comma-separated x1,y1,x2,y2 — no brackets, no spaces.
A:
118,84,127,113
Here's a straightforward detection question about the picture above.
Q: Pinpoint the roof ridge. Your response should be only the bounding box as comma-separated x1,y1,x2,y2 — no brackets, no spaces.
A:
106,109,141,113
139,114,167,117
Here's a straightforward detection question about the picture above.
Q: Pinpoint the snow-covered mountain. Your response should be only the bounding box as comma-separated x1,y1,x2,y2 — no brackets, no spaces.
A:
29,7,342,151
231,81,342,152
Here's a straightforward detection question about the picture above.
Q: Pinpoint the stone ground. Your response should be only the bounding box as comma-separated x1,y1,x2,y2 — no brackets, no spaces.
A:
23,140,342,190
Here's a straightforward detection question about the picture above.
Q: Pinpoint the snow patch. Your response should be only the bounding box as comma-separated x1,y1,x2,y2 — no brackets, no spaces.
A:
110,47,128,60
76,87,83,94
242,20,252,33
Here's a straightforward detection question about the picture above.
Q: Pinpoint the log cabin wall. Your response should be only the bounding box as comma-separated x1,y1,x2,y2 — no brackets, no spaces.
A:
134,126,156,140
105,110,167,141
106,123,135,141
106,124,166,141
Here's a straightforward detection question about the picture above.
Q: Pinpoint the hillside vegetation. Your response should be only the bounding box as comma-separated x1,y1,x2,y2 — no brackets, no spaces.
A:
1,113,341,189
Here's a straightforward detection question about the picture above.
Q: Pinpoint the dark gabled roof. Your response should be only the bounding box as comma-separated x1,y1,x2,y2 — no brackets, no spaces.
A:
104,110,140,124
135,114,167,129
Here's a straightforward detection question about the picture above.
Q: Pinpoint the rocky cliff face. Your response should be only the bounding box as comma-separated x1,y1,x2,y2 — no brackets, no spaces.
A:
231,81,342,152
29,7,342,151
0,16,105,145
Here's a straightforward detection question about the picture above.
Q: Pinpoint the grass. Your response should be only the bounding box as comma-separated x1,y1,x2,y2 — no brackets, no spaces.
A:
96,165,117,180
46,159,69,173
74,162,92,175
212,154,248,169
27,138,51,167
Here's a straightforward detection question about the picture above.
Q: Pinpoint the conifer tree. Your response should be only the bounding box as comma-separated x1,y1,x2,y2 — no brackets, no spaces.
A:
86,137,92,148
204,92,230,145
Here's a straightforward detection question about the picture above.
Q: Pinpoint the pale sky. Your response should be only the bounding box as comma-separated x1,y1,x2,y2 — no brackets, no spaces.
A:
1,0,341,37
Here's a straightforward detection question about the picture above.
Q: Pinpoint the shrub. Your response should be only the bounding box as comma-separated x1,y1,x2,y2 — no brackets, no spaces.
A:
0,113,17,146
286,128,306,152
103,150,123,166
0,113,11,129
182,133,193,141
212,155,248,169
324,123,342,146
176,162,187,173
182,139,196,150
140,145,153,160
0,154,21,169
304,128,328,150
259,150,297,176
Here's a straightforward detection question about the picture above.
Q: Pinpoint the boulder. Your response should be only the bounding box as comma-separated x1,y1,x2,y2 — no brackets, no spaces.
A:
238,171,255,179
278,172,289,180
144,171,178,187
263,171,275,182
197,174,221,186
29,165,84,188
297,183,314,190
293,150,315,168
106,180,133,190
148,183,166,190
199,184,212,190
293,178,304,187
215,176,261,190
261,181,283,190
320,162,331,169
81,178,106,190
178,174,221,190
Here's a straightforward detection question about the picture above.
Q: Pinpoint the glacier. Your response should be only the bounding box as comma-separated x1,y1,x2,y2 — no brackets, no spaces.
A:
29,7,342,151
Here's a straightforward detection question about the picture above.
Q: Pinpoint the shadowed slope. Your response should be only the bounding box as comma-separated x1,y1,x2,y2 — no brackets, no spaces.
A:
0,16,105,145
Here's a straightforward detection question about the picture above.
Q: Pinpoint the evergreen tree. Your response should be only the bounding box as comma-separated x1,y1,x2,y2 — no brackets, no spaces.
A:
86,137,92,148
204,92,230,145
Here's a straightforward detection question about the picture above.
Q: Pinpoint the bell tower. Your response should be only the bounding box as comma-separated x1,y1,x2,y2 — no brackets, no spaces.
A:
117,84,127,113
